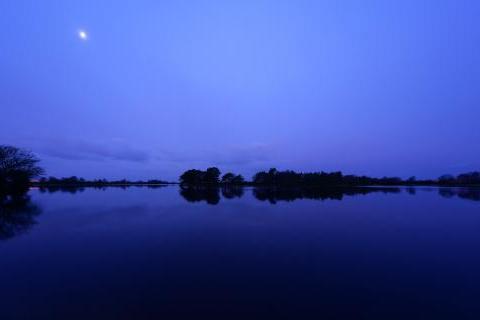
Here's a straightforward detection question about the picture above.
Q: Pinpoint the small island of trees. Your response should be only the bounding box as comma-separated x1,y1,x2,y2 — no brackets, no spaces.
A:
180,167,245,185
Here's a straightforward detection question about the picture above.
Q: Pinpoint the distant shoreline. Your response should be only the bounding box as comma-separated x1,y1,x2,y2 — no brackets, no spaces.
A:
30,182,177,188
30,182,480,188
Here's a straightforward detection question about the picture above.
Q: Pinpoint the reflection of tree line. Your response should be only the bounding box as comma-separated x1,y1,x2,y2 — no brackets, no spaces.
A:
253,187,401,204
180,186,399,204
0,185,172,241
180,186,244,205
0,194,41,240
0,186,479,242
180,186,480,205
180,186,403,205
438,188,480,201
37,184,167,194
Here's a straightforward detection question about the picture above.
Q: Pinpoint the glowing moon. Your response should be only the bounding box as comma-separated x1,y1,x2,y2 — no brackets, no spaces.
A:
78,30,88,40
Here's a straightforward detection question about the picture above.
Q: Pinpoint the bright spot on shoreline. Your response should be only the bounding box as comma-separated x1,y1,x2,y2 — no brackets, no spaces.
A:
78,30,88,40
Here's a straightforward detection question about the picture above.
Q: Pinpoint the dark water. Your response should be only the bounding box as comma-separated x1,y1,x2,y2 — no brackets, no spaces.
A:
1,186,480,320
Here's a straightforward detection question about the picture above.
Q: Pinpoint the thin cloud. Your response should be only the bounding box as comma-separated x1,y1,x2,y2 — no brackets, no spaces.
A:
39,139,150,163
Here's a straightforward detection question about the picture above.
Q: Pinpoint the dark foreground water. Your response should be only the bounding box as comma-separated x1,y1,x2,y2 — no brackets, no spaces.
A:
1,186,479,320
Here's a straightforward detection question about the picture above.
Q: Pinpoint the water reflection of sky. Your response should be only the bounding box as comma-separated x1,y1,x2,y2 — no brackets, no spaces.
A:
0,187,479,319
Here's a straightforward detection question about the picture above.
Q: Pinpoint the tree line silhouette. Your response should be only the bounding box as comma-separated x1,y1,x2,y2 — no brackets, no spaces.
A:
2,145,480,196
180,167,480,187
438,172,480,186
35,176,170,187
252,168,404,186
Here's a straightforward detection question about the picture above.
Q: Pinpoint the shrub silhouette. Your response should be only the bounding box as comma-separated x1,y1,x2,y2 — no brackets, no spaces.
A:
0,145,43,195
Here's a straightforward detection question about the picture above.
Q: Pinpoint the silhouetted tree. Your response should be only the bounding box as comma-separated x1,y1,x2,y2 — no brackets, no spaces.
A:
180,169,205,185
204,167,221,184
180,167,221,185
221,173,245,185
436,172,480,186
221,172,236,184
231,174,245,185
0,146,44,195
252,171,269,184
438,174,455,185
457,172,480,185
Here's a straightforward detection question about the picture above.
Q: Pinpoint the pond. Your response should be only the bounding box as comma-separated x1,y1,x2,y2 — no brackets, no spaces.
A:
1,186,479,319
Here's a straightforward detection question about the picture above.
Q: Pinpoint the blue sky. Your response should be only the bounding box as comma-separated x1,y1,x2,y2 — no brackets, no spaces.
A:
1,0,479,180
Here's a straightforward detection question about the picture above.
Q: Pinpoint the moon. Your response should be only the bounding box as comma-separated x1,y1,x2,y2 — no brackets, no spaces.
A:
78,30,88,40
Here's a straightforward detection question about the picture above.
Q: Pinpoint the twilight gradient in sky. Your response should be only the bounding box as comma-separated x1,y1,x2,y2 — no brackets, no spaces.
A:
1,0,479,180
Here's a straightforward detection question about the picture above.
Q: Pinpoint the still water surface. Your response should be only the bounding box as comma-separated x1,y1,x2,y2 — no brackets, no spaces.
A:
1,186,479,319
